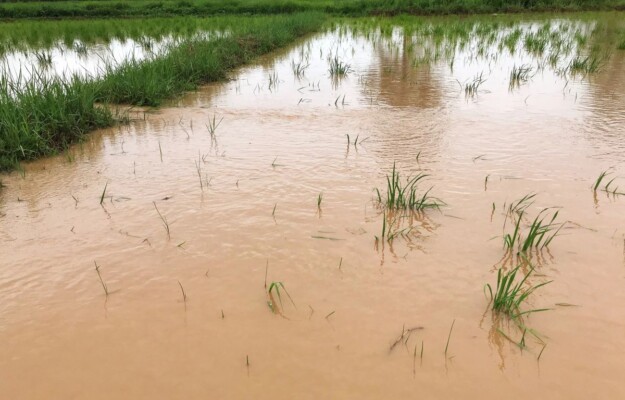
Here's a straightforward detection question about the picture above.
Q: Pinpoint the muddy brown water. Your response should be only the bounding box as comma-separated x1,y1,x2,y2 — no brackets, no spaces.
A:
1,19,625,399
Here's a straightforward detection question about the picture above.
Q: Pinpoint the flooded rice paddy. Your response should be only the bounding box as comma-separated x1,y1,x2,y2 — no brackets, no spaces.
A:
1,14,625,399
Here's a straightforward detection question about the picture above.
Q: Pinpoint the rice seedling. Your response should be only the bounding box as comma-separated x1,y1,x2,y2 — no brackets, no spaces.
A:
325,310,335,319
593,170,625,196
538,344,547,361
272,203,277,217
389,324,423,353
267,281,295,313
444,319,455,358
268,71,279,91
94,261,109,296
291,60,309,78
568,54,603,75
509,64,534,89
317,192,323,210
504,209,564,254
375,162,443,211
178,280,187,302
158,141,163,162
99,182,108,205
195,153,203,191
593,170,611,192
328,55,351,77
264,259,268,289
463,72,486,97
34,51,53,68
485,264,551,319
153,201,170,239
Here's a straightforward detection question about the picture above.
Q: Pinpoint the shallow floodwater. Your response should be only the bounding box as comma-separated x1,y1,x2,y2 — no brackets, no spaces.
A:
1,15,625,399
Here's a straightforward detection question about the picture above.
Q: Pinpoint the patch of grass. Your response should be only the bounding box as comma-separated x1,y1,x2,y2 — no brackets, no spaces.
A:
0,0,623,20
0,13,325,171
568,53,604,75
96,13,325,106
0,74,114,171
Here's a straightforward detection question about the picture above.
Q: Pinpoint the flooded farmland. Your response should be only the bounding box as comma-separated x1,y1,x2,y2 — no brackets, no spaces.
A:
1,13,625,399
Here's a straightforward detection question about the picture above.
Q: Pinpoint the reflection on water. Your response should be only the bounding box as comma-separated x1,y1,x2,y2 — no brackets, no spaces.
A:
0,31,217,85
1,13,625,400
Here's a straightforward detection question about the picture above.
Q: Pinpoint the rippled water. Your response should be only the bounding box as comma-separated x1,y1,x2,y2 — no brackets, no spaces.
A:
1,15,625,399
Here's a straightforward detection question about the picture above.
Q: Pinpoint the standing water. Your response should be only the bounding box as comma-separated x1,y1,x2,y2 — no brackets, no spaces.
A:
1,14,625,399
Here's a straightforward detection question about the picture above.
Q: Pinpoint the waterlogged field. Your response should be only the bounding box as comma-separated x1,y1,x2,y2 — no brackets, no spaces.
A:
1,12,625,399
0,17,272,82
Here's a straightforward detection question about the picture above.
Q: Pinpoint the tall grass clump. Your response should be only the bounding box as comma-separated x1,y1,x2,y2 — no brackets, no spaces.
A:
0,74,113,171
96,13,325,106
0,13,325,170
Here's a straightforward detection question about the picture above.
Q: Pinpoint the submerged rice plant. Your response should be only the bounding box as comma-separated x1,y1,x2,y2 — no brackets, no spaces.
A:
375,162,443,211
593,170,625,196
485,264,551,319
568,54,604,75
463,72,486,97
509,64,534,89
504,208,564,254
291,59,309,78
267,281,296,314
328,55,351,77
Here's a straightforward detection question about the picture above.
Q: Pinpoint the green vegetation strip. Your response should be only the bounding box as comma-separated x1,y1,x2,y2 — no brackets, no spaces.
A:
1,0,625,20
0,13,325,171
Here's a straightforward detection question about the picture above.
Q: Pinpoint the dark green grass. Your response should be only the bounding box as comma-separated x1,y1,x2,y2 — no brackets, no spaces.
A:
96,13,323,106
0,0,624,20
0,13,324,170
0,74,113,170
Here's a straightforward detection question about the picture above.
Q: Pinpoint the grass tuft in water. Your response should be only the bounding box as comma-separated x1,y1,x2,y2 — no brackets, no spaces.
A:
509,64,534,89
376,162,443,212
328,55,351,78
504,208,564,254
267,281,296,313
485,264,551,319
